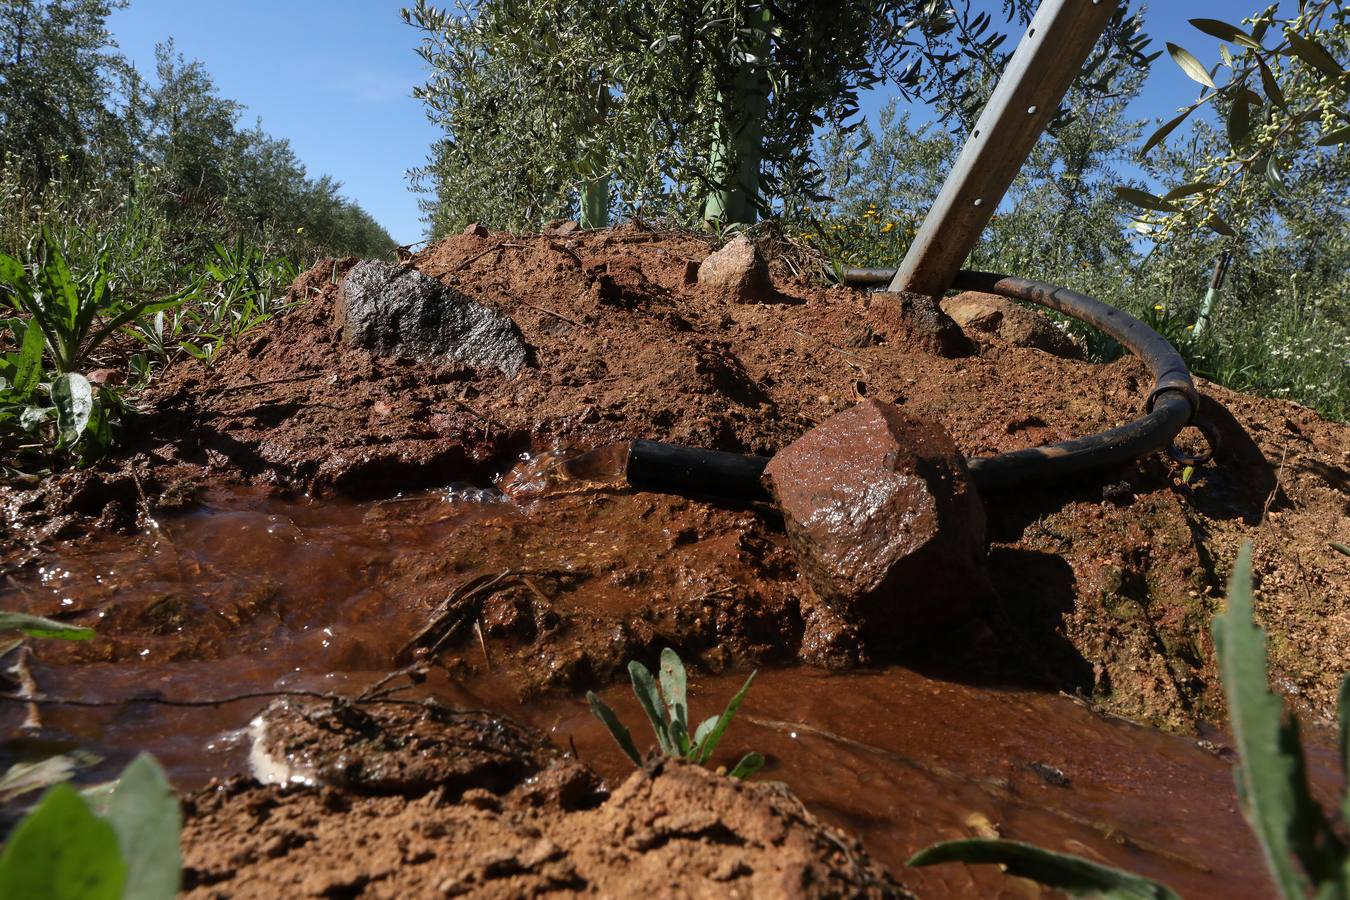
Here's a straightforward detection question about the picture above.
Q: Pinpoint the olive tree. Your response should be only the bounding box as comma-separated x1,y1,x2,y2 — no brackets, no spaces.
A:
404,0,1151,234
1121,1,1349,239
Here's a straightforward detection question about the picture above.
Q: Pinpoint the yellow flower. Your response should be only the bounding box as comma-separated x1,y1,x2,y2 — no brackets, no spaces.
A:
881,222,895,233
1186,324,1194,331
1153,304,1164,311
296,226,305,234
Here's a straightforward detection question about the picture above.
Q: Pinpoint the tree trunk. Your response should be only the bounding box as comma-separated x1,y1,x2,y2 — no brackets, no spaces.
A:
579,87,610,229
580,174,609,229
702,5,771,226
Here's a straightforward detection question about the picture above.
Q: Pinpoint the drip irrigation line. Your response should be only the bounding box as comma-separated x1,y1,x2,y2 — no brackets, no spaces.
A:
627,270,1209,499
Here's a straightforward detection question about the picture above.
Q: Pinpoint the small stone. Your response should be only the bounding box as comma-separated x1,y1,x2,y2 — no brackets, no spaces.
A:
762,399,992,645
942,291,1085,359
543,219,580,236
336,260,529,377
697,236,772,303
462,222,489,237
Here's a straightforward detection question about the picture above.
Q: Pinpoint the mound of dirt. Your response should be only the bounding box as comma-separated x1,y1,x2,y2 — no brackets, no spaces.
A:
183,705,908,899
5,224,1348,733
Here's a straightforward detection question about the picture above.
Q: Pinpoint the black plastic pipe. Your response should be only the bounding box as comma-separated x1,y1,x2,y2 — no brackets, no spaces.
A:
626,440,770,503
624,270,1200,499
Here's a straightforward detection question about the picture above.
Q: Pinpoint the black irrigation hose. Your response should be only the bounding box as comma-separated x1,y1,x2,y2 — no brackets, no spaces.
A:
626,270,1203,499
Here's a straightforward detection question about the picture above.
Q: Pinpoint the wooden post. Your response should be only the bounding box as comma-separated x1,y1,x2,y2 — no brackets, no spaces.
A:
890,0,1120,297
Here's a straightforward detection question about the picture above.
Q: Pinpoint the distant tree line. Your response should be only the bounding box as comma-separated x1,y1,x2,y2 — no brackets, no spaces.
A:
0,0,394,259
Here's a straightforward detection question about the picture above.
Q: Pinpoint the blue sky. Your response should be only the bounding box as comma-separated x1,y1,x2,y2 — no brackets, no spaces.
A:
110,1,1268,244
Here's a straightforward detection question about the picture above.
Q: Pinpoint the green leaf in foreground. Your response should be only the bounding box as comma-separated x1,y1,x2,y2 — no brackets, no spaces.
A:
1284,34,1345,80
629,660,674,754
1317,127,1350,147
11,317,45,396
0,783,127,900
105,755,182,900
1212,543,1333,897
1189,18,1263,50
0,610,94,640
1139,110,1192,159
695,670,756,764
728,751,764,780
658,647,688,735
907,839,1181,899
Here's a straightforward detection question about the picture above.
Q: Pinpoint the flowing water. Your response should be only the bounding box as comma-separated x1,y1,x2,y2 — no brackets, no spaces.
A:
1,454,1336,897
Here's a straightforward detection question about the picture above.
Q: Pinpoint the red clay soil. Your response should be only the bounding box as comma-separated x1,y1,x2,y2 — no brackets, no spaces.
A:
8,223,1342,730
182,700,906,899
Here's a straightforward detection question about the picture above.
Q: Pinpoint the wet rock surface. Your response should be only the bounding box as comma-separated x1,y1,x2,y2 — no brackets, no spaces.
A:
942,290,1085,359
336,259,529,376
763,399,992,646
250,699,573,798
697,235,773,303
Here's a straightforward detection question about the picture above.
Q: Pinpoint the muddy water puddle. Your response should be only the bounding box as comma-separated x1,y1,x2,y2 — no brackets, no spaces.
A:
1,461,1328,897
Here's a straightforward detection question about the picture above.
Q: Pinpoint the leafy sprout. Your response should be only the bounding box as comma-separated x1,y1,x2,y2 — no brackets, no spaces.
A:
587,647,763,779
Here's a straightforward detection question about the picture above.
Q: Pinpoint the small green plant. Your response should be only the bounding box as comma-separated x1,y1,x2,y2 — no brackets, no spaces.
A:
0,229,184,459
0,754,181,900
128,239,297,367
908,543,1350,899
587,647,764,779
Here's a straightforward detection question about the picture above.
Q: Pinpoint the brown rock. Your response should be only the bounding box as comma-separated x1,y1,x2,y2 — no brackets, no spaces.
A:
762,399,991,646
462,222,489,237
942,291,1085,359
697,235,773,302
543,219,581,236
86,367,123,386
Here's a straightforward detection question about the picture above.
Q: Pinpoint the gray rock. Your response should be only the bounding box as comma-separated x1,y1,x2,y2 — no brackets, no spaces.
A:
336,260,529,377
697,235,772,302
762,399,992,646
462,222,489,237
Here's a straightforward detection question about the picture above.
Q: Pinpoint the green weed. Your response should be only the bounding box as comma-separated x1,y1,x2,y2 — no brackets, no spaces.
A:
0,229,186,460
587,647,764,779
128,239,298,368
